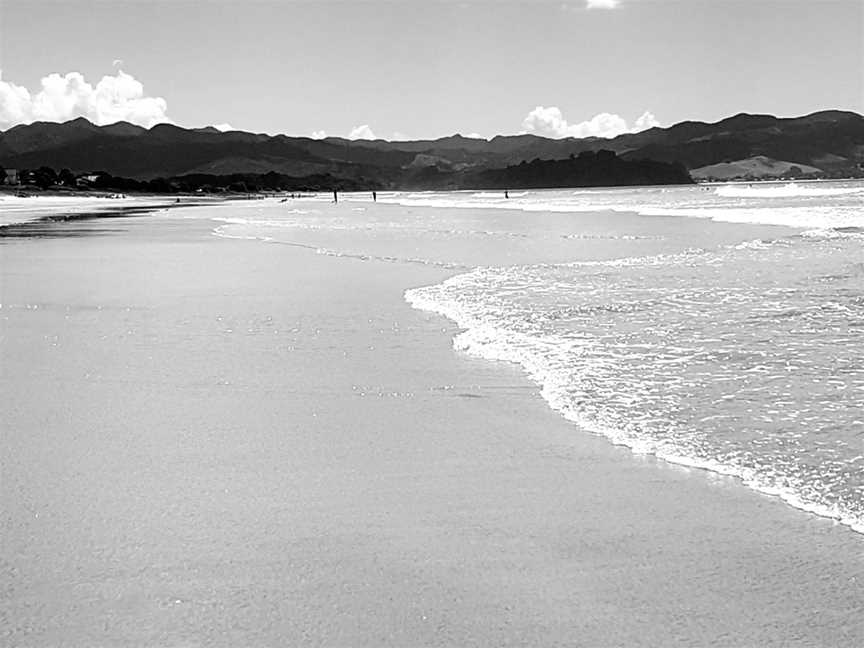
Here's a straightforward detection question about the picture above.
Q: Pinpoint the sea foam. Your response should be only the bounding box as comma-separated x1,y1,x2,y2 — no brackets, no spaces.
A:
405,235,864,536
714,182,864,198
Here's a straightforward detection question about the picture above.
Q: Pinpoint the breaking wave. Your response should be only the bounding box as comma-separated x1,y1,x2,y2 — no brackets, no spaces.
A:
714,182,864,198
405,235,864,536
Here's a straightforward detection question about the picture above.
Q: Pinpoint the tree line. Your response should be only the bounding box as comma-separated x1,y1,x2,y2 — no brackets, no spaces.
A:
0,165,380,194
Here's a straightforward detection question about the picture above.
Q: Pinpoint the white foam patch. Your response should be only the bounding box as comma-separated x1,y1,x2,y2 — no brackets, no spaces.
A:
404,248,864,537
634,205,864,230
714,182,864,198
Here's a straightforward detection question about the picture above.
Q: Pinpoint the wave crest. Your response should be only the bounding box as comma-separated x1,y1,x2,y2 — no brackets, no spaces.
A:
714,182,864,198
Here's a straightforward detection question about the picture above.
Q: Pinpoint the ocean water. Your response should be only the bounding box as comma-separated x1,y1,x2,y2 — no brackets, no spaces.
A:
213,181,864,534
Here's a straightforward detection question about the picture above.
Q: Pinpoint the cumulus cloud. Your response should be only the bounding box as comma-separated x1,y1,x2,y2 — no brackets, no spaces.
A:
348,124,376,140
0,72,31,128
521,106,660,139
586,0,620,8
311,129,328,139
212,123,234,132
0,69,171,130
633,110,660,131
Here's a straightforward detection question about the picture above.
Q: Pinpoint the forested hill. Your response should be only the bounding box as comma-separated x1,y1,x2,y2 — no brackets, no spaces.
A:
462,151,692,189
1,110,861,189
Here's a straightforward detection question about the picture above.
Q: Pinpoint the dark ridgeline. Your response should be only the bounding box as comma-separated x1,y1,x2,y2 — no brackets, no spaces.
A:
391,150,691,189
0,110,862,193
466,151,691,189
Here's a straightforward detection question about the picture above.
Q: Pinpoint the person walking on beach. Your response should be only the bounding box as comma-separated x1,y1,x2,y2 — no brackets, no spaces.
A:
372,190,377,202
333,189,338,203
505,190,509,199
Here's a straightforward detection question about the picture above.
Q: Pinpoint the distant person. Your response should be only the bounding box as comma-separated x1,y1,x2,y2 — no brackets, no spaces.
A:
333,190,338,203
504,190,509,199
372,190,377,202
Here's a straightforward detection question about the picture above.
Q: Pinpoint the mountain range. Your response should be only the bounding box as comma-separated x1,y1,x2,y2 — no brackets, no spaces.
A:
1,110,862,187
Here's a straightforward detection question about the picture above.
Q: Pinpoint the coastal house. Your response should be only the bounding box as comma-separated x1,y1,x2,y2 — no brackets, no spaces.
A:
3,168,19,185
76,174,102,187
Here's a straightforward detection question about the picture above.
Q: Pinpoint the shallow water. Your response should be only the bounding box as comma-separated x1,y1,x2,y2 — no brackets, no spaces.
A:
216,181,864,534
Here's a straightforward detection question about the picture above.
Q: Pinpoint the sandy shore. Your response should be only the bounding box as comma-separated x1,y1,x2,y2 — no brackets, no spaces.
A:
1,204,862,646
0,194,188,229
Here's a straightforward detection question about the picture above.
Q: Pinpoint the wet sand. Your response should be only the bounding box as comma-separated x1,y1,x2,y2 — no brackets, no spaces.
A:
0,196,215,237
1,205,862,646
0,194,186,229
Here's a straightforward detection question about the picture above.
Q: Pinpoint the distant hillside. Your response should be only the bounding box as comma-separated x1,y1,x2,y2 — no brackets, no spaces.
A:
610,112,864,178
1,110,861,188
691,155,824,181
460,150,692,189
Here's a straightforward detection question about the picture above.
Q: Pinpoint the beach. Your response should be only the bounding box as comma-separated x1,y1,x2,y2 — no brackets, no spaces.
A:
0,193,183,229
2,195,863,646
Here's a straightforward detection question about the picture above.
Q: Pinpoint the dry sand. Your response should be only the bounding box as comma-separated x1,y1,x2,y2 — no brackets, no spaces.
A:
1,205,862,646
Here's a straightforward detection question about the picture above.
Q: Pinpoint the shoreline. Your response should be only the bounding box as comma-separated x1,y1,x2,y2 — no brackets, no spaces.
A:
406,274,864,537
198,204,864,548
2,202,862,645
0,197,220,237
212,196,862,535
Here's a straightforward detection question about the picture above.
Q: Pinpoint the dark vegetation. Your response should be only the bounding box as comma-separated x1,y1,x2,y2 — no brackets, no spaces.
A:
465,151,692,189
2,110,862,194
1,166,380,194
1,153,689,195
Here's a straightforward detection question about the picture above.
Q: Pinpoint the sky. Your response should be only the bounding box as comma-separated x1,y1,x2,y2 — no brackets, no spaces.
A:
0,0,862,140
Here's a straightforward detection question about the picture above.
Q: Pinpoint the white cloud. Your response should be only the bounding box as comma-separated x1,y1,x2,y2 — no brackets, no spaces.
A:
520,106,661,139
348,124,376,140
311,129,328,139
0,69,171,130
586,0,621,8
212,123,234,132
633,110,660,131
0,72,31,128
